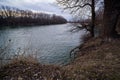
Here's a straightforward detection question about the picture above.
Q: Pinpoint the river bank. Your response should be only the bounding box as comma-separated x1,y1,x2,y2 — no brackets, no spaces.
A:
0,38,120,80
64,38,120,80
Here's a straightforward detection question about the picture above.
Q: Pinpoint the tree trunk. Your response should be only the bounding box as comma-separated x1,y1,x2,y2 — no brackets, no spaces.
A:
111,12,120,37
102,0,120,39
90,0,95,37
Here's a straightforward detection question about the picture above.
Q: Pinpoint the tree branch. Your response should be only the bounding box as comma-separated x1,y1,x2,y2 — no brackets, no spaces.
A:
64,3,92,9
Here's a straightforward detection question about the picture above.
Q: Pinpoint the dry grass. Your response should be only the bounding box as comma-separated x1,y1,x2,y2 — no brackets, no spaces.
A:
10,53,39,64
0,54,66,80
63,38,120,80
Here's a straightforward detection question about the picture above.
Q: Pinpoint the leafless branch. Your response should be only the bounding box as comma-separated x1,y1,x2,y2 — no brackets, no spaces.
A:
64,3,92,9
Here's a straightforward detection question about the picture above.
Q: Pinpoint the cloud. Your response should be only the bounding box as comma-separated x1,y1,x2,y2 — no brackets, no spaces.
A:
0,0,72,20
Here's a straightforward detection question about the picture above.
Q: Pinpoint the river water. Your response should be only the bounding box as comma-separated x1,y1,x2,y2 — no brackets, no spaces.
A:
0,23,86,65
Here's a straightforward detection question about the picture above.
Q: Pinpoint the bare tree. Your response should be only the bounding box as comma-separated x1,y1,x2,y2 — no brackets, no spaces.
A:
56,0,98,37
0,5,67,26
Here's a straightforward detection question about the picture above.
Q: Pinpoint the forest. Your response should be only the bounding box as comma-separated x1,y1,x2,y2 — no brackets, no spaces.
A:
0,5,67,27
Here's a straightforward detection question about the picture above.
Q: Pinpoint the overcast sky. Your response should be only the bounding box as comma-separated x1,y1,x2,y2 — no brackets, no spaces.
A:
0,0,72,20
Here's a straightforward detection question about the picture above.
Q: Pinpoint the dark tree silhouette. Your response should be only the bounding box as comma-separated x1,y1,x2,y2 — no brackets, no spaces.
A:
102,0,120,40
0,5,67,27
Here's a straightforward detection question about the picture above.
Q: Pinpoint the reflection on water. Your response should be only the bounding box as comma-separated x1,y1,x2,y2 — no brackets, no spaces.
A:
0,23,86,65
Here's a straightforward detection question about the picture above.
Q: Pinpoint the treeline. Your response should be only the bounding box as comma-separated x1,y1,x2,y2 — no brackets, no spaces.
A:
0,5,67,26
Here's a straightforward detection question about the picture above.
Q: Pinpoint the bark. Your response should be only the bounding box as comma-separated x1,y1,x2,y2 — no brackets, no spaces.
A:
102,0,120,39
111,12,120,37
90,0,95,37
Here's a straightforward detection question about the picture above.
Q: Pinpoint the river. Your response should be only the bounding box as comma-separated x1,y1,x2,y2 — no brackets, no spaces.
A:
0,23,86,65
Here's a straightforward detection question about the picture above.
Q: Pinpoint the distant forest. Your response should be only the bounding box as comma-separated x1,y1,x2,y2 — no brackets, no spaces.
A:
0,5,67,27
